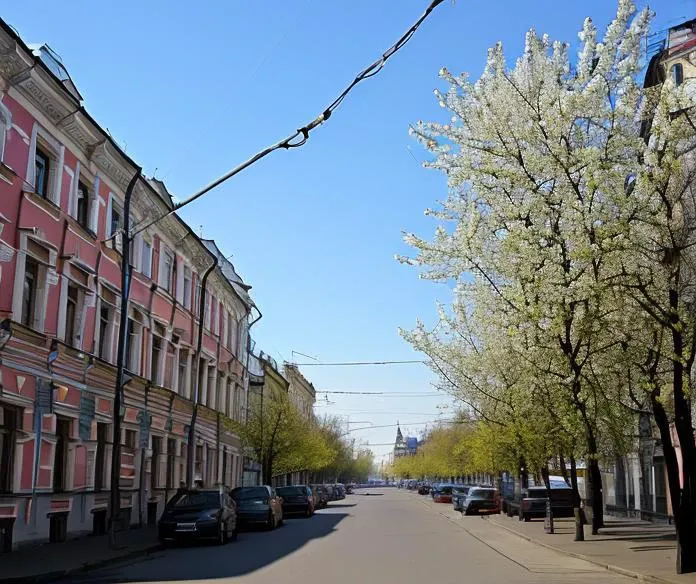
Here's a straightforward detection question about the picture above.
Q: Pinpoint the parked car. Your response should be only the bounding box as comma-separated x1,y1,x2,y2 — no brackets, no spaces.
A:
462,487,500,515
277,485,315,517
158,487,238,545
519,486,575,522
417,484,431,495
433,484,455,503
335,484,346,499
452,486,471,511
231,486,284,530
345,484,354,494
311,485,329,509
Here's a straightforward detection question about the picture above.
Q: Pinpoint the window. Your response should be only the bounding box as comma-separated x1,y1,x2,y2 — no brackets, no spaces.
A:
110,200,122,239
98,305,111,360
166,438,176,488
164,342,176,389
204,295,211,329
34,147,51,198
0,101,10,163
76,180,90,229
141,240,152,278
195,444,203,479
22,257,39,327
151,335,163,385
161,250,174,294
197,358,206,405
672,63,684,87
94,422,108,491
0,404,19,492
177,350,188,397
151,436,163,490
194,282,201,317
183,267,192,310
229,318,238,353
123,429,136,450
126,317,143,374
53,417,71,492
207,365,216,409
64,283,79,346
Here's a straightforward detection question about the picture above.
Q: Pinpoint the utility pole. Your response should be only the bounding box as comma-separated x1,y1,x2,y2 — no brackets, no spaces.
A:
108,169,141,547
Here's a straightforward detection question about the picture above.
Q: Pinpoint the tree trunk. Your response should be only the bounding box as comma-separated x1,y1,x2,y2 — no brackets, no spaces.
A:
584,426,604,534
570,454,584,541
653,394,696,573
559,453,570,486
540,465,554,534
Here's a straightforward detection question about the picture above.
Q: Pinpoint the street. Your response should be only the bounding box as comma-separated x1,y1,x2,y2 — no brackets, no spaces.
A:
59,489,631,584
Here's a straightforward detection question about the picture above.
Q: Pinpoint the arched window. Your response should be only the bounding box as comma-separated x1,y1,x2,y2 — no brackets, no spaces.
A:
672,63,684,87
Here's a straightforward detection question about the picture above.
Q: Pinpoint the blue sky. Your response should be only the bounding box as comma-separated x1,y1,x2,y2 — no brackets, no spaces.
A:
4,0,690,465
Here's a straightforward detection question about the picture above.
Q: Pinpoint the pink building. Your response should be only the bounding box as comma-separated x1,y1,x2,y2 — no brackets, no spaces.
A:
0,20,255,549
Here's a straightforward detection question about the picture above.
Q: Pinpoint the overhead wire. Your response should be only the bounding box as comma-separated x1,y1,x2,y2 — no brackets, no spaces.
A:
127,0,446,240
294,360,427,366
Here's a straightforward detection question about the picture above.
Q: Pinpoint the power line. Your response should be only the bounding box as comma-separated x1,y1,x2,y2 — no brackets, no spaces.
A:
296,360,426,366
128,0,446,239
315,390,442,396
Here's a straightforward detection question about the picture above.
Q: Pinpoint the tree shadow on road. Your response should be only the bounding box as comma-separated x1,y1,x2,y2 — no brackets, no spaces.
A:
73,511,349,583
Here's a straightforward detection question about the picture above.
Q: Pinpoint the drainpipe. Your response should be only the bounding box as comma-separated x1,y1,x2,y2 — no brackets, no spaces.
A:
243,307,262,485
108,168,141,547
185,256,218,487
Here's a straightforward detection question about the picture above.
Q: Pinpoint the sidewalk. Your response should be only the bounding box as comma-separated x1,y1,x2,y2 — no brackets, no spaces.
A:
0,527,163,584
487,512,696,584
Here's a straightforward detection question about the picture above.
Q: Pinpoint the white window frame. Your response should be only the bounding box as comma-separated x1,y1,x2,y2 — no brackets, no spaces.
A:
183,266,192,310
150,331,166,386
141,238,152,278
26,123,64,205
126,312,143,374
12,234,55,332
95,288,117,363
160,248,175,294
213,298,220,336
57,263,92,349
0,99,11,164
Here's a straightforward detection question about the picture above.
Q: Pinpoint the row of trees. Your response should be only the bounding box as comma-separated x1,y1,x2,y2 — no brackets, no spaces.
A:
389,422,502,480
231,389,374,485
401,1,696,574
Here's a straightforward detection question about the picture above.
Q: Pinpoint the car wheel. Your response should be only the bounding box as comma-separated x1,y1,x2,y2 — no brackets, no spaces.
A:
464,508,471,516
266,512,275,530
524,514,531,522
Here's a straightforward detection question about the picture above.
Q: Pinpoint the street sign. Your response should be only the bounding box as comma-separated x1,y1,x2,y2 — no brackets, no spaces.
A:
137,409,150,449
36,379,53,414
79,393,96,441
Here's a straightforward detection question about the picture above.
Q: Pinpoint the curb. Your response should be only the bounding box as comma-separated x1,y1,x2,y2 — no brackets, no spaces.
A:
485,516,679,584
0,542,165,584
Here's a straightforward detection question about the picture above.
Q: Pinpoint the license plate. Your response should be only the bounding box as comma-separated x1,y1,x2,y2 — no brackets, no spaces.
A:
176,522,196,531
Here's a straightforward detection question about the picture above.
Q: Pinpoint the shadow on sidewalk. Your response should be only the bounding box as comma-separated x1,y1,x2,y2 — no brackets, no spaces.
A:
64,511,349,583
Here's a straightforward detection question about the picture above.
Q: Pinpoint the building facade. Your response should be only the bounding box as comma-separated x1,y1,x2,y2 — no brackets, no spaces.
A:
0,20,255,550
393,424,417,459
283,363,316,484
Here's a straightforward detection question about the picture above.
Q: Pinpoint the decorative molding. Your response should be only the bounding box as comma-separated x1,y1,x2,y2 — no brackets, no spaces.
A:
15,75,73,125
58,112,101,152
89,140,136,193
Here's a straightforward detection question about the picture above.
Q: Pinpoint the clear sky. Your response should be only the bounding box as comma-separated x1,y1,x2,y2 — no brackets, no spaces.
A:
4,0,690,466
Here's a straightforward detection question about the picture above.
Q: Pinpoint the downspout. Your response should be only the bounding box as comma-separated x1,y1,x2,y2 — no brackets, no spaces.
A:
243,306,262,485
108,168,142,546
185,255,218,487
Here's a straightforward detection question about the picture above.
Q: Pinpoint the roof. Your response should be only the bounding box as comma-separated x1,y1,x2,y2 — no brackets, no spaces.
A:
201,239,254,310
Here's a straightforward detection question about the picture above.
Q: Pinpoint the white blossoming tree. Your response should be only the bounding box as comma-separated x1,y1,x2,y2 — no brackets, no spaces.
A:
402,1,696,572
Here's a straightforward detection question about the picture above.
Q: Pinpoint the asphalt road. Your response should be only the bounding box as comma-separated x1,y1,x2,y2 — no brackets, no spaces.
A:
62,488,631,584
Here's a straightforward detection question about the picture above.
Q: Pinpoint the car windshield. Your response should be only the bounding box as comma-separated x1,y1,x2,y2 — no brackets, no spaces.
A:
453,486,469,494
527,488,547,498
470,489,496,500
439,486,453,494
170,492,220,509
232,487,268,500
277,486,306,496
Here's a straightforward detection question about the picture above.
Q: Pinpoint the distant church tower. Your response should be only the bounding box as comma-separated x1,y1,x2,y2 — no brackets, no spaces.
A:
394,422,408,459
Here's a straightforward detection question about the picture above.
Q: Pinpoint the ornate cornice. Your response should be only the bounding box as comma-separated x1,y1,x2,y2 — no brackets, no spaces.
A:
89,140,137,193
